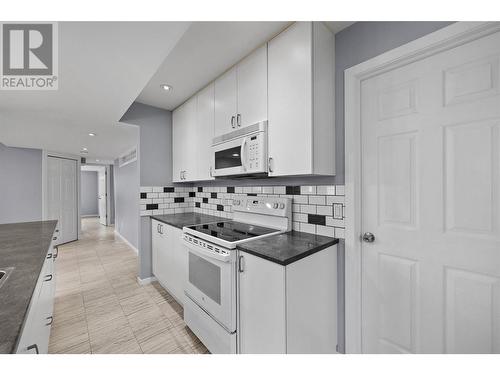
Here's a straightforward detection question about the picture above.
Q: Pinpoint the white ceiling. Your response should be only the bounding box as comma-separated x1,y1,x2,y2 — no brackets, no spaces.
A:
136,21,355,111
0,21,355,160
136,22,291,110
0,21,190,160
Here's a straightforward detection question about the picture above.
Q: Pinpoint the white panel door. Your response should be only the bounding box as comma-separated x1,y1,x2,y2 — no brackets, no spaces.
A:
360,30,500,353
236,44,268,128
98,169,106,225
196,83,215,180
214,67,237,137
268,22,313,176
47,157,77,245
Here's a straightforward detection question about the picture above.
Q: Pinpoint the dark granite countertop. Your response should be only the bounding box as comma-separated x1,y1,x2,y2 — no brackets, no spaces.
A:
151,213,226,230
0,220,57,354
236,231,339,266
151,213,338,265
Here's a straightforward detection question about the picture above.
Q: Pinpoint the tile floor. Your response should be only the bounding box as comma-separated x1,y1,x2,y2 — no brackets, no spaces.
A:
48,217,209,354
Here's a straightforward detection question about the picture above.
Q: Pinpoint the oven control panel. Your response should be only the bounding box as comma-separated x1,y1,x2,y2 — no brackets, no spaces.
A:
183,233,230,257
232,196,291,216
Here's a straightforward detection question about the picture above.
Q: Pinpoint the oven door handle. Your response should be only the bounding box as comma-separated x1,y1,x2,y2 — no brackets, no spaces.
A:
240,137,248,171
183,238,232,263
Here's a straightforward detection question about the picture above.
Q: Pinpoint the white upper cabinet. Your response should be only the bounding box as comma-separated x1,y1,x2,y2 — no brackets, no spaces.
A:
236,44,268,128
196,83,215,180
214,45,268,137
172,97,197,182
268,22,335,176
214,67,238,137
173,84,215,182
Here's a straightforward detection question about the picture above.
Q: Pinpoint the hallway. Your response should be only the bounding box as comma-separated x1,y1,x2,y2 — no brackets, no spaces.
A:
48,218,208,354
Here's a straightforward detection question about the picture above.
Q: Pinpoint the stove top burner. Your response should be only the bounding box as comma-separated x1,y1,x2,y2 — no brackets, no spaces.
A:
185,221,278,243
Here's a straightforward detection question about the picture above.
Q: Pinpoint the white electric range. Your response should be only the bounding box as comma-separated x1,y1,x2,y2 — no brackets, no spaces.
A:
182,196,292,354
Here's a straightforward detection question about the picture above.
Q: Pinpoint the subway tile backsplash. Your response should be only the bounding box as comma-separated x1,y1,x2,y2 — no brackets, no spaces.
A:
140,184,345,239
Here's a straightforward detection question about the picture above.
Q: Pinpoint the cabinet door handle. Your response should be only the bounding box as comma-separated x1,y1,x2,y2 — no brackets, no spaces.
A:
46,316,54,326
238,255,244,273
53,247,58,260
46,253,52,259
27,344,39,354
231,116,235,129
44,274,53,282
237,114,241,127
268,157,274,173
53,236,57,241
209,166,213,177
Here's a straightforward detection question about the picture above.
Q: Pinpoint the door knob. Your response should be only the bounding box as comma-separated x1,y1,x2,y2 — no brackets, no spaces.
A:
362,232,375,243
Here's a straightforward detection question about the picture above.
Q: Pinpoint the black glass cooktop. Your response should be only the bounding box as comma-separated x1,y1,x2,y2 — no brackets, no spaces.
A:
186,221,278,242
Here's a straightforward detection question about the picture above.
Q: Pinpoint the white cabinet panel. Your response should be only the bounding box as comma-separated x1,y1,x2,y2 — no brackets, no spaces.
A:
214,67,237,137
172,105,186,183
173,97,197,182
236,45,268,128
238,245,337,354
268,22,335,176
196,83,215,180
268,22,313,176
17,242,56,354
152,222,187,306
238,252,286,353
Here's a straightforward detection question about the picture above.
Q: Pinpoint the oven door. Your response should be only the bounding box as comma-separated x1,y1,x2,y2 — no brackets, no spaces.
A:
183,240,236,332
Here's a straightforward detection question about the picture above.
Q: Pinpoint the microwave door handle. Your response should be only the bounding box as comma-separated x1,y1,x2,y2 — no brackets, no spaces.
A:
240,138,248,171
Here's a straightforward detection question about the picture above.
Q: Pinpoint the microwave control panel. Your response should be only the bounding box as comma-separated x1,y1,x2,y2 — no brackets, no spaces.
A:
247,133,266,171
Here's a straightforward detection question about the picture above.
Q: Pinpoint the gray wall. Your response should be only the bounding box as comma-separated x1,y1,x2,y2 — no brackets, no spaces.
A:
333,21,454,184
120,102,172,279
80,170,98,216
121,102,173,186
0,143,42,224
114,156,140,250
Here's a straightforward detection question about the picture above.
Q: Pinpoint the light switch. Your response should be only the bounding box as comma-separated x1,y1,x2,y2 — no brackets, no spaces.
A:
333,203,343,219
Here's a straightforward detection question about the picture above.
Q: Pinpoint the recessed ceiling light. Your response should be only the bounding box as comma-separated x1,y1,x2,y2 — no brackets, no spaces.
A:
81,147,88,154
96,159,100,162
160,84,172,92
88,133,96,137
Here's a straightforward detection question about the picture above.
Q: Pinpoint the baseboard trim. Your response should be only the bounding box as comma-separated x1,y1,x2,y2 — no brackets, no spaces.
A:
81,214,99,218
137,276,157,286
114,230,139,255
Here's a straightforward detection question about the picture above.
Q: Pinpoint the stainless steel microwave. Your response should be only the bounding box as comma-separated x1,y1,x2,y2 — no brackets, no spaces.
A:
212,121,268,178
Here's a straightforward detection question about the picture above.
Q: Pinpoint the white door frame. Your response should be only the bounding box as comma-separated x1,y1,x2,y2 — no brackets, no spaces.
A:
42,150,82,239
344,21,500,354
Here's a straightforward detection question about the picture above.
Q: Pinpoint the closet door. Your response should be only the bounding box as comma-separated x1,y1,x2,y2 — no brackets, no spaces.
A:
47,156,78,245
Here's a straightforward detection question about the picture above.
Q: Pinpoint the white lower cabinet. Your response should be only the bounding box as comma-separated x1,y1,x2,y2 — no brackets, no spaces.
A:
238,244,338,354
151,219,186,306
16,241,56,354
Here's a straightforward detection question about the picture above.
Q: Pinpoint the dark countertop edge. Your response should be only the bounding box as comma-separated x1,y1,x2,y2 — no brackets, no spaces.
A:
150,214,227,229
1,220,57,354
237,235,339,266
